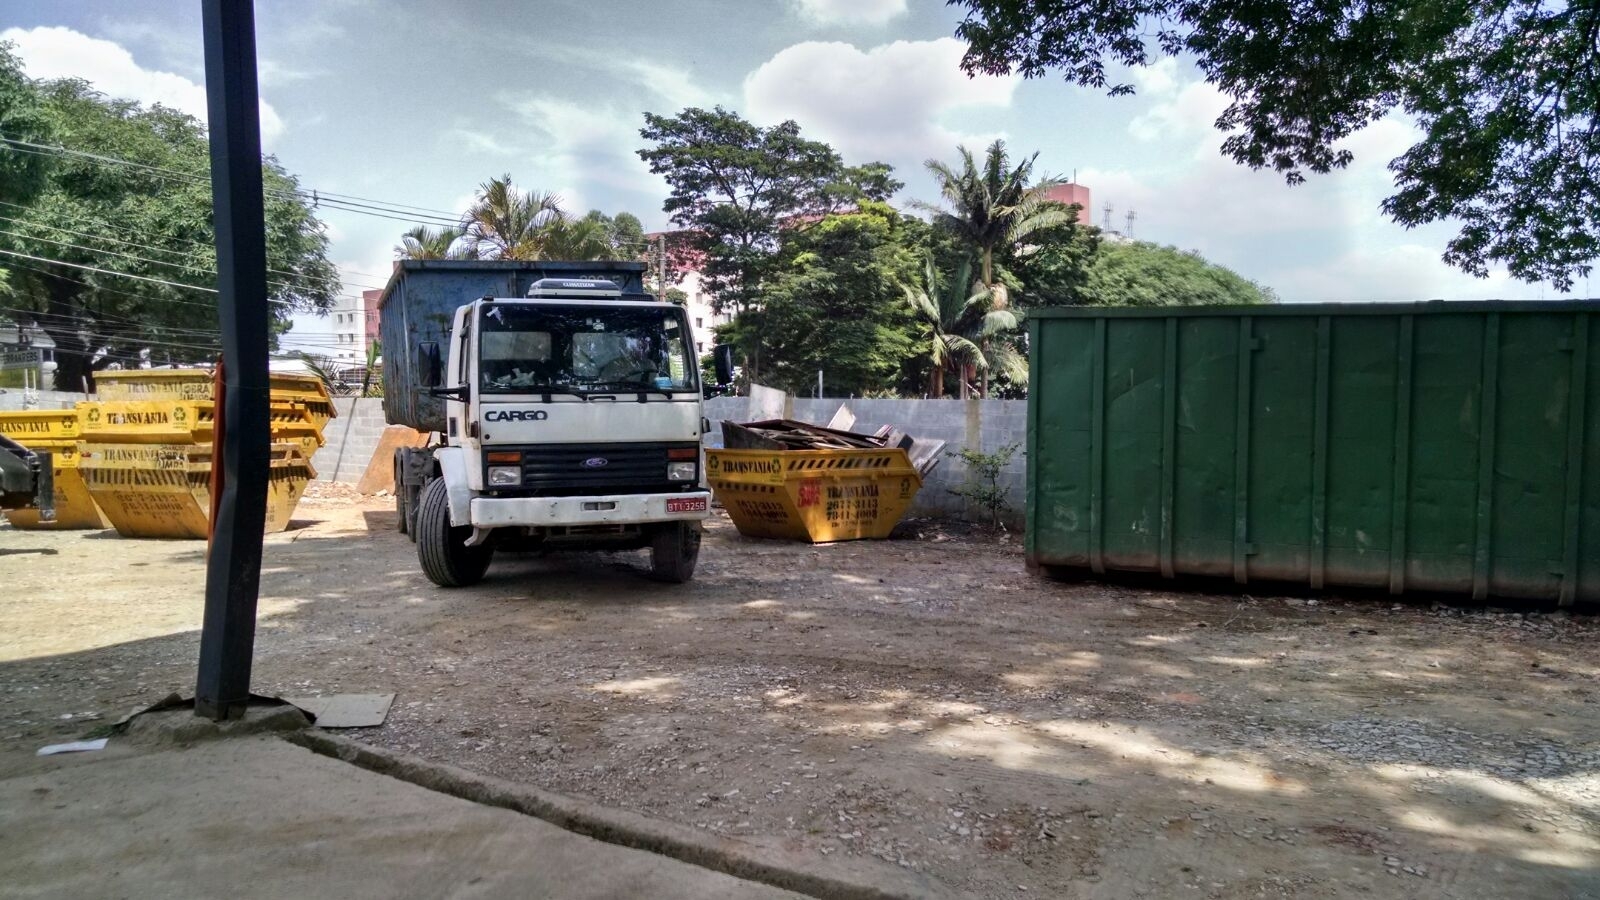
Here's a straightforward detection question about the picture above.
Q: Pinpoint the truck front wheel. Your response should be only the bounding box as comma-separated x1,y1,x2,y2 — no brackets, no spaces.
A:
649,521,701,583
416,477,492,587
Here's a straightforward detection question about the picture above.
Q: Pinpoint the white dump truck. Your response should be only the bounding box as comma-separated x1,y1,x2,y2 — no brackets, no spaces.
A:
380,261,725,587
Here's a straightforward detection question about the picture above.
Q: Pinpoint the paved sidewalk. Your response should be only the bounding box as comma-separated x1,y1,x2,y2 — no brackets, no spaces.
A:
0,736,804,900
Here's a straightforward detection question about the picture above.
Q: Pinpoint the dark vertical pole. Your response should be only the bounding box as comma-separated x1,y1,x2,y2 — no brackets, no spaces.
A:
196,0,270,720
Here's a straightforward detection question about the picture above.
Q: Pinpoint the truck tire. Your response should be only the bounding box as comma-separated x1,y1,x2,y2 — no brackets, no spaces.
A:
402,481,422,541
649,521,701,583
416,477,492,587
394,453,409,536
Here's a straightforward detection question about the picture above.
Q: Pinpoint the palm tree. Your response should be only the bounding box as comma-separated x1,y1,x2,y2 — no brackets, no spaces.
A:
903,255,1023,399
919,140,1070,311
538,212,618,261
918,140,1066,395
464,175,563,260
395,225,468,260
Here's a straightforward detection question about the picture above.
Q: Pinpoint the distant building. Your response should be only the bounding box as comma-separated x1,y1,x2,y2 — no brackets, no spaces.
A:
1044,183,1093,225
330,291,380,363
677,270,731,358
645,232,731,358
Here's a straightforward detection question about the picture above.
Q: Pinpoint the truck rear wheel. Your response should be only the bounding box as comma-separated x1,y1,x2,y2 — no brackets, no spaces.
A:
416,477,492,587
649,521,701,583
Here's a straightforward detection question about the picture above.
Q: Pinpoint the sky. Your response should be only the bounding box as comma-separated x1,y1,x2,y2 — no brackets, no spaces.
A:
0,0,1589,355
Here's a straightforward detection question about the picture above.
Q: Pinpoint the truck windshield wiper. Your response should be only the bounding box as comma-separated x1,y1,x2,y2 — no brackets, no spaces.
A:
584,380,677,398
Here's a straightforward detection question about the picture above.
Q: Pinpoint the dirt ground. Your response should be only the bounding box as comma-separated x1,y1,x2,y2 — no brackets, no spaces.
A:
3,483,1599,899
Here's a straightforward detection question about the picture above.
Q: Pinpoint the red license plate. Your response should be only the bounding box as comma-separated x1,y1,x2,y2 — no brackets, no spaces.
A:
666,497,707,513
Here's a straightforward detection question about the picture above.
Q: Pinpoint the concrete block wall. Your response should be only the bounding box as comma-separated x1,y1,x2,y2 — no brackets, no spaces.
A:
0,389,87,411
310,397,389,483
705,395,1028,528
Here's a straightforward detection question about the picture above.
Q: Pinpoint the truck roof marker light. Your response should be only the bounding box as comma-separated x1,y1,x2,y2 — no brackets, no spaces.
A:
527,278,623,299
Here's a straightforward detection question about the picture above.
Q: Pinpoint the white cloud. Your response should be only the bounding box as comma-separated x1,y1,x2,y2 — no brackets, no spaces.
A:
790,0,907,26
744,39,1017,166
493,94,666,216
2,26,285,144
622,60,720,112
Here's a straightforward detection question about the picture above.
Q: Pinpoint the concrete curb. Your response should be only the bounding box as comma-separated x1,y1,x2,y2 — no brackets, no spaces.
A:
285,731,948,900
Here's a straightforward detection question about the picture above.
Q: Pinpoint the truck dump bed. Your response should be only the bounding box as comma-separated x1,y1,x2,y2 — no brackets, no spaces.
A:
377,260,651,433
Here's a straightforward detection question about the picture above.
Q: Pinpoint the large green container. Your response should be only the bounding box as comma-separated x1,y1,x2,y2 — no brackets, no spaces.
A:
1026,301,1600,605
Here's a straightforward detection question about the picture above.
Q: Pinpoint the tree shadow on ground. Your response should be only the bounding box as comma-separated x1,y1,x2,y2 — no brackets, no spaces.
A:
2,511,1597,898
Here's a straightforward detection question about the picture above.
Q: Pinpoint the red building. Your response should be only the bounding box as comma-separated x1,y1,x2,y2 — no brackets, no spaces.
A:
1044,183,1093,226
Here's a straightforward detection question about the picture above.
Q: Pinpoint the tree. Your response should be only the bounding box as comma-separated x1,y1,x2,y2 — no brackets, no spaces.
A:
1077,241,1276,307
463,175,563,260
729,203,918,396
0,44,50,208
396,224,469,260
999,214,1100,307
902,255,1018,398
918,140,1072,310
950,0,1600,290
0,56,337,390
638,106,902,317
918,139,1068,395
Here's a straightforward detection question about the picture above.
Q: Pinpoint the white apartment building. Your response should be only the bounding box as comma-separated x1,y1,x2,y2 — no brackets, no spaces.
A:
329,289,382,364
677,269,731,358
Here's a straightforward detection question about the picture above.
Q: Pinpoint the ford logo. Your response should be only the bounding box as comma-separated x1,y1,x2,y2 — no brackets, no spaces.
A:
581,457,609,469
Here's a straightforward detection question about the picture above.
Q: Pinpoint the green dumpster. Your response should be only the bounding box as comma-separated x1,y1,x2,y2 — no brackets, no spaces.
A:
1026,301,1600,605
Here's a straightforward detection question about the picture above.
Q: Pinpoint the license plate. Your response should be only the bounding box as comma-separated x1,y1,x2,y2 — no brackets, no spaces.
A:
666,497,707,514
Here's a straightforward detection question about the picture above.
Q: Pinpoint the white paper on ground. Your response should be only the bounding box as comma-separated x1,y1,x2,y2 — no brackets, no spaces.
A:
37,738,109,756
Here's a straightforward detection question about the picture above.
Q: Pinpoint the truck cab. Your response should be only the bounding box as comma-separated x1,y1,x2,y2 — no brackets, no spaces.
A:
393,271,710,586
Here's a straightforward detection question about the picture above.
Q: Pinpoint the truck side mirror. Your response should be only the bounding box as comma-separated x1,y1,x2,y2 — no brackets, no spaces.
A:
713,344,735,386
419,341,442,388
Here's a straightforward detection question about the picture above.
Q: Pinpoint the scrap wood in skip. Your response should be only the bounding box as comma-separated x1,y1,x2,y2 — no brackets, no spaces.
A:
721,417,944,477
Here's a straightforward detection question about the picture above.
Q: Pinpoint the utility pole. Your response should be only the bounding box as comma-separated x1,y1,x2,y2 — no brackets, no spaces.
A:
658,233,668,299
196,0,271,720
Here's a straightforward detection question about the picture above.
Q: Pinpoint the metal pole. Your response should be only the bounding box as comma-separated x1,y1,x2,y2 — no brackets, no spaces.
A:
195,0,271,721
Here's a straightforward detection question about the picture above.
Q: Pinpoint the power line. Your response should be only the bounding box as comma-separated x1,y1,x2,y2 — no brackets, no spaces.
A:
0,227,213,278
0,134,465,226
0,247,218,293
0,200,391,291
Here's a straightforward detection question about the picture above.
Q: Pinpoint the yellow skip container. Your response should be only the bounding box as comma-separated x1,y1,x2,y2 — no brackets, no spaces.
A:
0,410,108,530
705,448,922,542
77,442,315,538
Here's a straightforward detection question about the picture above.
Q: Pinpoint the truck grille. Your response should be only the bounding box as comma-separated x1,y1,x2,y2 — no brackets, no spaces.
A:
507,442,693,495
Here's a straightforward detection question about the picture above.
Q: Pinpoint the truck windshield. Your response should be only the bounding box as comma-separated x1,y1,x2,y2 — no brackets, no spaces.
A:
478,303,697,394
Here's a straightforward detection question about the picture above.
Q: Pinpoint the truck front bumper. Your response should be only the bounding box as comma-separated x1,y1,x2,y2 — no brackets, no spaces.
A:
469,491,712,529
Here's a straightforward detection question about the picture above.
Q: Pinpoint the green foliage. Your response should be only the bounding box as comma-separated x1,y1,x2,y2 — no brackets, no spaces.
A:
917,140,1072,298
396,224,469,260
1001,212,1100,307
638,106,901,317
902,253,1029,398
0,44,51,207
948,443,1021,528
732,203,918,396
1078,241,1275,307
461,175,563,259
950,0,1600,289
401,182,646,263
0,53,338,389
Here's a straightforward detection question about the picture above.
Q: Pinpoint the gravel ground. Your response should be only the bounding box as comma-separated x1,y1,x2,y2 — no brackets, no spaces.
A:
2,485,1598,899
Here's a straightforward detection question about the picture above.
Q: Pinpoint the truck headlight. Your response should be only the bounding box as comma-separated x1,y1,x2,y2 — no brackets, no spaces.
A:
667,461,697,482
488,466,521,486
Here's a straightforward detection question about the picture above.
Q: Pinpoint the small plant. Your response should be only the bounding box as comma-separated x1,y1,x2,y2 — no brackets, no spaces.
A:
948,442,1021,528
